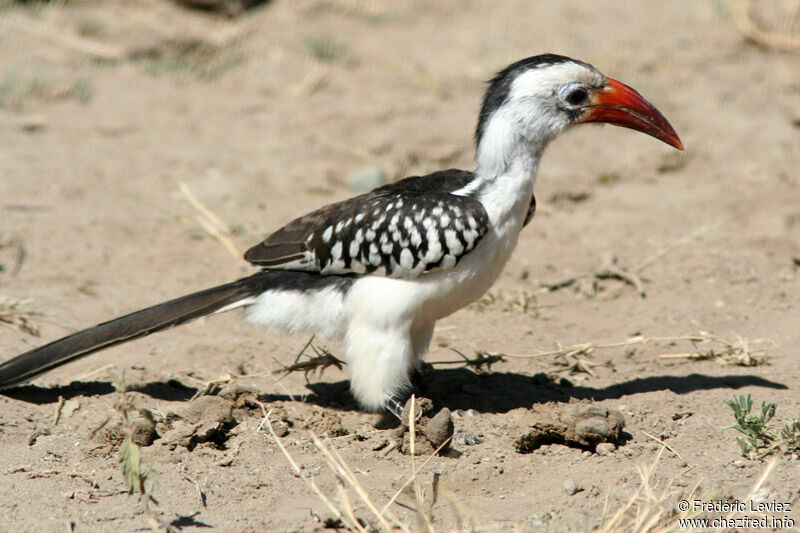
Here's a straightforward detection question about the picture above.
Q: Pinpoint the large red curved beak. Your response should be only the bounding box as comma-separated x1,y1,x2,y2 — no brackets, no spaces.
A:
580,77,684,150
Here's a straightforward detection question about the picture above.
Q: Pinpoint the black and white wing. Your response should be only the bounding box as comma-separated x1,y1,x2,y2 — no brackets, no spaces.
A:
244,170,489,279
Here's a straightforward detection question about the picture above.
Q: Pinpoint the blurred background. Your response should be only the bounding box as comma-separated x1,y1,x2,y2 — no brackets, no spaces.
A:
2,0,798,344
1,1,800,530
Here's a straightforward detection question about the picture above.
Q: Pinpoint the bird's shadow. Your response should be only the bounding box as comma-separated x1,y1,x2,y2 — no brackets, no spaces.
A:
170,512,212,530
305,369,789,414
1,379,197,405
1,368,787,414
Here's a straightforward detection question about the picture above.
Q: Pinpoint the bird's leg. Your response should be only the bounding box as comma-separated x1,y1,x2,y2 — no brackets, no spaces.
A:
383,366,444,421
410,366,444,411
383,394,406,420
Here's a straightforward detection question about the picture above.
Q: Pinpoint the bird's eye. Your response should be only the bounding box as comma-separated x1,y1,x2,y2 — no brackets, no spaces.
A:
564,86,589,107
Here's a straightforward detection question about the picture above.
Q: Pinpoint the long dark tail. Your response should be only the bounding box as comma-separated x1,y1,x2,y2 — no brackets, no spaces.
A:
0,272,278,389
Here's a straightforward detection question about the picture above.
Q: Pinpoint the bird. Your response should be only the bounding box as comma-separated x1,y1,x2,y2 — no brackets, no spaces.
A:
0,54,683,415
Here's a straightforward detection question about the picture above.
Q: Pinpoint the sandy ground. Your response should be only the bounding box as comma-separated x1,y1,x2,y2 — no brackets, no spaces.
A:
1,0,800,531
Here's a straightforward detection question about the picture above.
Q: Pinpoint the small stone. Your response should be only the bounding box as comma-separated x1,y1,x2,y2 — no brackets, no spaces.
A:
131,420,158,446
62,399,81,418
595,442,616,456
348,166,387,192
217,383,258,406
161,396,237,449
305,409,348,437
182,395,235,426
452,433,483,446
372,439,389,451
564,478,583,496
400,397,434,427
425,408,454,449
271,420,290,438
452,408,481,419
19,115,47,133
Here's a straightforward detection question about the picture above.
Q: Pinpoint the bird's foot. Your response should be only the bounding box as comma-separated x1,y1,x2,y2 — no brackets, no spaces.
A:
382,367,444,420
410,367,444,411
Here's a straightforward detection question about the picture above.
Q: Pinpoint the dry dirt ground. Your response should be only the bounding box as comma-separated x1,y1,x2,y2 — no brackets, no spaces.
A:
1,0,800,531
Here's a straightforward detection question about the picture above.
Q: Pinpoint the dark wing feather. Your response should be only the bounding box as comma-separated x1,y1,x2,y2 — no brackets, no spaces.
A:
523,193,536,227
244,169,488,279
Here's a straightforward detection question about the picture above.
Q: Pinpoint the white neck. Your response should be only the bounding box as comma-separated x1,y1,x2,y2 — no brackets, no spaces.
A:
462,105,552,229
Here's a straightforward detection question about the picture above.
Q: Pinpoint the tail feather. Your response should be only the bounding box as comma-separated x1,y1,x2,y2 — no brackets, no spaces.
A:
0,272,274,389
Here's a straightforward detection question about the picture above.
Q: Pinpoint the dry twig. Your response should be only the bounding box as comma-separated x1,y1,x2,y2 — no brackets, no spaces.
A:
262,413,352,529
597,448,680,532
0,297,42,336
1,15,125,61
178,182,241,261
427,348,505,372
504,332,772,367
641,431,689,467
732,0,800,52
655,332,771,366
541,226,714,298
52,395,65,427
540,254,646,297
273,336,345,383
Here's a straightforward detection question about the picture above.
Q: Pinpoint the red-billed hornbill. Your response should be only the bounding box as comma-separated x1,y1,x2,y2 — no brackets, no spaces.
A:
0,54,682,414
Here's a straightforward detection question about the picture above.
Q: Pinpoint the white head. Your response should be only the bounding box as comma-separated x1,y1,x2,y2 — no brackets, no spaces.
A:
475,54,683,175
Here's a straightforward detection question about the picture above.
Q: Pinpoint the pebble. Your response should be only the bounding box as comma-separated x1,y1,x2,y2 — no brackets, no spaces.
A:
18,114,47,133
452,409,482,419
595,442,616,456
348,166,387,191
452,433,483,446
564,478,583,496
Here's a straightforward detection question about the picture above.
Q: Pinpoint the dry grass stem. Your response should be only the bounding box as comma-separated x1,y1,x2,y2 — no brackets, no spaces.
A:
2,14,125,61
641,431,689,468
541,226,714,298
178,181,241,262
273,336,345,382
407,397,434,532
262,395,407,533
597,448,679,532
633,225,713,275
732,0,800,52
52,395,65,426
0,296,42,336
427,348,505,372
184,368,274,400
380,437,451,515
540,254,646,297
503,332,772,367
309,431,406,532
70,363,117,384
183,475,207,508
655,333,771,366
725,456,779,520
262,412,350,528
